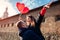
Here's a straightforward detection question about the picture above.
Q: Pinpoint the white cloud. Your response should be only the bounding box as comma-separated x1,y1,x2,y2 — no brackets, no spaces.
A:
0,0,18,18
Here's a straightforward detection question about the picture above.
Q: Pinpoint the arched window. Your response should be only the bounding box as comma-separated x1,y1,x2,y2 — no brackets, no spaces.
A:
55,15,60,21
4,24,6,27
12,23,14,27
1,25,2,28
8,24,9,27
42,17,45,22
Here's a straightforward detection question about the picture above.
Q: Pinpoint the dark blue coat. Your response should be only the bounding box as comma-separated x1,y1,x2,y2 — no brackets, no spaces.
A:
19,14,45,40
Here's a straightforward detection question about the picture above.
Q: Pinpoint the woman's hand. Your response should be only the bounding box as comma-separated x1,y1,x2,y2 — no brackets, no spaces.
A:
44,0,53,8
44,5,50,8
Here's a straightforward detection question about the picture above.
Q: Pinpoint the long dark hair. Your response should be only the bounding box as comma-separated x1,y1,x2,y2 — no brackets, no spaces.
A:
27,15,36,26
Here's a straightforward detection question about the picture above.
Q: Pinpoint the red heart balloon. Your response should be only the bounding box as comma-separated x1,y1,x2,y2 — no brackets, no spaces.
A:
21,7,29,14
16,2,25,11
16,2,29,14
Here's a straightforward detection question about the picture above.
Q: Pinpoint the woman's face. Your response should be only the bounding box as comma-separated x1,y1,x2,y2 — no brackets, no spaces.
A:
26,16,31,22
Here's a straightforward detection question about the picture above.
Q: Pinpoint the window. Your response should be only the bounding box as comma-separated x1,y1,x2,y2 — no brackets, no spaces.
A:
12,23,14,26
8,24,9,27
4,24,6,27
55,15,60,21
1,25,2,28
42,17,45,22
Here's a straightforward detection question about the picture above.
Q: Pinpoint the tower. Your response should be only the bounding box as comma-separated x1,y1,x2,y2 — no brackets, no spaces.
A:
3,7,8,18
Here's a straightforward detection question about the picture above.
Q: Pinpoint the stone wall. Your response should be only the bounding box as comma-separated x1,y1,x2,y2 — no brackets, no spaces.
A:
41,16,60,40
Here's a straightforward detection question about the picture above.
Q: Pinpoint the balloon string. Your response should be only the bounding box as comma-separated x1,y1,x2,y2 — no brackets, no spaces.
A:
19,13,22,21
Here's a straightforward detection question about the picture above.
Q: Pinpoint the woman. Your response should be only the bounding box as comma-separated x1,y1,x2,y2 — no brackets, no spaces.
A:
25,7,46,40
17,4,51,40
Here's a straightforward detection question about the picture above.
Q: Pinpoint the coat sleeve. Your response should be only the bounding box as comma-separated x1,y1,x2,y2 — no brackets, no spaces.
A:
35,7,47,36
36,7,46,28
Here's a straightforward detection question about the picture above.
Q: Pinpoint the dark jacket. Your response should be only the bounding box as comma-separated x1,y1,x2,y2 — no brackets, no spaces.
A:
19,14,45,40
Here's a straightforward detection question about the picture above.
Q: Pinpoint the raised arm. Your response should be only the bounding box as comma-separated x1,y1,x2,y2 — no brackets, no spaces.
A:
36,7,47,28
35,5,51,36
36,3,51,27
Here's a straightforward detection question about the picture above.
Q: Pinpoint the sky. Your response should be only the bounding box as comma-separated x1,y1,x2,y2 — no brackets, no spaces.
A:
0,0,58,18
